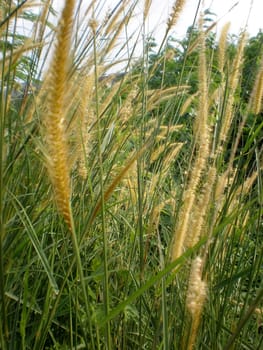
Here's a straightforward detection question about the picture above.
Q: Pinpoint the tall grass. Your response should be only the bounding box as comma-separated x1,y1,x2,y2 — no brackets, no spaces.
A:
0,1,262,349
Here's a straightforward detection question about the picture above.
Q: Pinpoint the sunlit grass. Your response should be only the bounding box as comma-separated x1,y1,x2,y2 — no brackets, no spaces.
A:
0,1,262,349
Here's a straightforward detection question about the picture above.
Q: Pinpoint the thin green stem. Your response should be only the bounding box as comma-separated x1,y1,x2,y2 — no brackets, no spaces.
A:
0,4,12,346
224,288,263,350
92,22,112,350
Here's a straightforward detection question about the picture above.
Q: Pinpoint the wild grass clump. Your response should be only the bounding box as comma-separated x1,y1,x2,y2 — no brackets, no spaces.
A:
0,1,262,349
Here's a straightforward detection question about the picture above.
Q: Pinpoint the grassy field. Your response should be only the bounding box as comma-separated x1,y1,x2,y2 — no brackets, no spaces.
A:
0,1,262,349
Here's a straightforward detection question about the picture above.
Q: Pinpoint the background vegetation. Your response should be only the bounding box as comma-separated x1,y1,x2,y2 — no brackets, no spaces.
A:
0,0,262,349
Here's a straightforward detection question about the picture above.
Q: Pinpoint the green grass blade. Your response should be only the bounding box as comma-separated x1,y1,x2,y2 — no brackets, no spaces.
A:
8,191,59,294
99,239,205,327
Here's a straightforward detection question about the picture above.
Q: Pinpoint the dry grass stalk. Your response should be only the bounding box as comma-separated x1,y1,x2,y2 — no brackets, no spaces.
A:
150,143,167,163
226,170,259,221
186,256,207,350
104,18,128,56
159,125,182,132
89,17,98,35
0,40,42,76
103,0,129,36
24,73,51,124
0,1,6,23
146,124,183,166
71,74,96,178
166,0,186,33
44,0,75,230
149,201,166,231
32,0,51,44
229,31,247,91
185,166,217,248
143,0,152,20
77,119,90,179
187,22,218,56
0,0,37,30
171,27,211,261
193,26,209,149
218,22,231,74
147,86,188,111
214,170,229,204
180,92,198,116
147,194,177,237
99,81,122,117
118,87,138,126
219,31,247,146
162,142,184,171
82,0,97,18
90,142,150,223
226,53,263,172
123,161,138,207
249,56,263,114
237,170,259,197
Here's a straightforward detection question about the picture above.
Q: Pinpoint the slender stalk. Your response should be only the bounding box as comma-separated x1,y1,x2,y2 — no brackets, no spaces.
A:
136,15,149,347
90,18,112,350
224,288,263,350
0,0,28,29
0,3,12,346
0,75,7,350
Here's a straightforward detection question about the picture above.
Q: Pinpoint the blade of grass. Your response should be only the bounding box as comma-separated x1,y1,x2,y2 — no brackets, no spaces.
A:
223,287,263,350
8,191,59,294
91,15,112,349
98,237,206,327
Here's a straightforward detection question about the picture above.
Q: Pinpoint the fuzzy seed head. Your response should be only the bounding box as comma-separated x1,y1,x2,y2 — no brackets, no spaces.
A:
186,256,207,317
167,0,186,32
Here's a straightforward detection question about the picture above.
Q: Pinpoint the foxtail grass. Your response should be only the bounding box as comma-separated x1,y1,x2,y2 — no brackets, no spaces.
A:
0,1,262,349
43,0,75,230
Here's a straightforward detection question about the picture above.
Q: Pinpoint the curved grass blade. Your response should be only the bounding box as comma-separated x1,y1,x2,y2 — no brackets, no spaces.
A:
98,237,206,327
8,191,59,294
223,287,263,350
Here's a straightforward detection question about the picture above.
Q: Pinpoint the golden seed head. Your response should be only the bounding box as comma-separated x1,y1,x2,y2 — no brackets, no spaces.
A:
167,0,186,31
186,256,207,316
89,18,98,33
